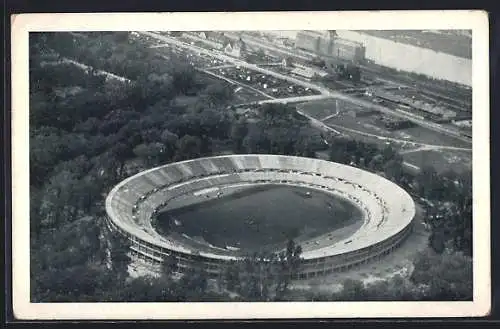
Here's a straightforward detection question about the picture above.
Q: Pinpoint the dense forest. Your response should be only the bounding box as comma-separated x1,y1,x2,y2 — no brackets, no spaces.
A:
29,32,472,302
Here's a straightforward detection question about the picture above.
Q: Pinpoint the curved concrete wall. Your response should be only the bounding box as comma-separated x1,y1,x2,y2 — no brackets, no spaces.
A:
105,155,416,279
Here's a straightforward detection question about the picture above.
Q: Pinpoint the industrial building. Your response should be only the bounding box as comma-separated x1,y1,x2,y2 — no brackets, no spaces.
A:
331,38,366,63
295,30,366,63
371,89,457,121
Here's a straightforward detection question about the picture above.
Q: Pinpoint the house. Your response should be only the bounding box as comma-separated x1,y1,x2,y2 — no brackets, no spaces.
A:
282,57,293,67
206,32,229,45
197,31,229,49
224,40,245,58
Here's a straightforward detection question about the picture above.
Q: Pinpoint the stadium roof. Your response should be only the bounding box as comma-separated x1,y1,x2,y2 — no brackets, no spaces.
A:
106,155,415,261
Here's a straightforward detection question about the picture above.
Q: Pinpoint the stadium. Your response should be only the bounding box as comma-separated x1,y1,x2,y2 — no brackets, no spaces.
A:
105,154,416,280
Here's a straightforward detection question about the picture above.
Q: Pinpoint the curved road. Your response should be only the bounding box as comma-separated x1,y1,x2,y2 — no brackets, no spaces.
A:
56,37,471,155
324,122,472,152
140,31,471,145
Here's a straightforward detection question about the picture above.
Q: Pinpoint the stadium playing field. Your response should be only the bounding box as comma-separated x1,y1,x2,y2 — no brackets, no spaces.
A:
156,184,363,254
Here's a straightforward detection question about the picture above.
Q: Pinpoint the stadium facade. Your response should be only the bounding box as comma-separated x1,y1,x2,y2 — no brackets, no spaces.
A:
105,155,416,279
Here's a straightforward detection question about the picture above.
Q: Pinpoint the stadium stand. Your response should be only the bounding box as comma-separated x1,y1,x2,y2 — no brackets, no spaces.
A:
105,155,415,279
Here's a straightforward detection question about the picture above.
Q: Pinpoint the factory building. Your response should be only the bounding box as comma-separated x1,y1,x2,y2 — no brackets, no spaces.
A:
295,31,322,53
332,38,366,63
371,89,457,121
295,30,366,63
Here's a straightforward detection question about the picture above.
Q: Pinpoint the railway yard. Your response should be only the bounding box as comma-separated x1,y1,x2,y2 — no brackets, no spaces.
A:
132,30,472,175
27,27,478,304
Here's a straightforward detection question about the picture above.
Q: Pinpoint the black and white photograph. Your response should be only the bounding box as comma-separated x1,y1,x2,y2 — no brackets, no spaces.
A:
11,11,490,319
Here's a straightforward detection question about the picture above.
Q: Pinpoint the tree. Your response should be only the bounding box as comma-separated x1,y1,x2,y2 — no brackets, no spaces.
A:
174,135,202,161
414,166,440,200
337,278,366,300
179,263,209,299
37,170,82,230
159,129,179,160
171,64,196,95
133,142,167,167
224,261,241,291
384,159,404,182
203,82,234,107
160,129,179,145
30,127,69,186
161,254,179,278
112,31,130,42
230,119,248,153
242,127,264,154
108,230,132,282
275,239,302,298
198,108,231,139
328,138,352,164
411,248,472,300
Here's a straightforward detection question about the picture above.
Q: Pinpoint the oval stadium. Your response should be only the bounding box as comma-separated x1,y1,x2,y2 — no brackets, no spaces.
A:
105,154,416,280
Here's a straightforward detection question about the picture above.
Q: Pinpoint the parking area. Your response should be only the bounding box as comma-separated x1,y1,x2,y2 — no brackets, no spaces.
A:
207,66,321,98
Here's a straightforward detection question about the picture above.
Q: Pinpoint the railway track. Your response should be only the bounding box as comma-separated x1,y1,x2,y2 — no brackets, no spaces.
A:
233,32,472,110
140,31,471,144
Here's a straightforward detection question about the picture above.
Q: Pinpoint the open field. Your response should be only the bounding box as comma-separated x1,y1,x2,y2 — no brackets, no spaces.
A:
233,87,271,103
402,149,472,174
297,98,472,174
297,98,370,121
157,184,363,254
315,104,471,148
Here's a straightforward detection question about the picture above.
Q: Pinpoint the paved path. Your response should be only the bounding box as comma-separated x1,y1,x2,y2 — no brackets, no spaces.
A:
52,39,471,155
199,69,276,100
326,122,471,152
255,94,335,104
139,31,331,95
205,64,239,70
399,145,437,154
40,57,131,83
319,110,340,122
139,31,471,144
206,63,283,70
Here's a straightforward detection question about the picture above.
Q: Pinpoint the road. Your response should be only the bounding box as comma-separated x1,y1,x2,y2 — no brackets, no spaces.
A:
199,69,276,100
41,57,131,83
231,32,472,114
324,122,472,151
296,110,343,136
234,31,472,107
258,97,470,151
255,94,335,105
224,32,313,62
139,31,471,144
139,31,332,95
65,48,468,153
399,145,438,154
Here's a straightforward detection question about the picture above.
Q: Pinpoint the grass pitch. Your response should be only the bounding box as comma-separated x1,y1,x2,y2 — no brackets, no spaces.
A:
157,184,362,254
